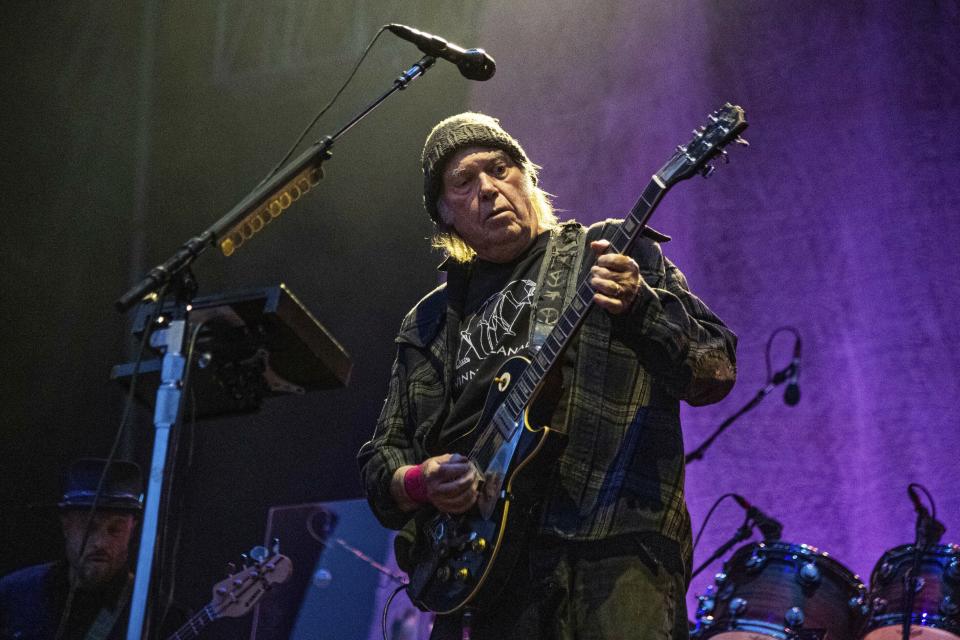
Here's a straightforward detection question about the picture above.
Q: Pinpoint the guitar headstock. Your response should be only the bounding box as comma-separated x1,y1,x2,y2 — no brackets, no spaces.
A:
656,103,748,186
209,549,293,619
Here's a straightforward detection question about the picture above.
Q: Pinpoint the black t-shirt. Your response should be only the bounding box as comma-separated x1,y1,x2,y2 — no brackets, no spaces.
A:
439,232,550,447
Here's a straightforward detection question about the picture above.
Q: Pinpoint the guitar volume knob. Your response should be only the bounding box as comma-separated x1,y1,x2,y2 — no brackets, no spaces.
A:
471,537,488,553
456,567,471,582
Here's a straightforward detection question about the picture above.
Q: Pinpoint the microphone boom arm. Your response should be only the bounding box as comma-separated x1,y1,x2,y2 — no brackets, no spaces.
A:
115,54,437,312
685,360,796,464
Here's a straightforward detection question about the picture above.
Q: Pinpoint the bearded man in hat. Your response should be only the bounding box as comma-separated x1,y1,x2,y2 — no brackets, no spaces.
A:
358,113,737,639
0,459,142,640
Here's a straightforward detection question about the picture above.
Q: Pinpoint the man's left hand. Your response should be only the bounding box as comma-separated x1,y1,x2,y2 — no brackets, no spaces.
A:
589,239,643,315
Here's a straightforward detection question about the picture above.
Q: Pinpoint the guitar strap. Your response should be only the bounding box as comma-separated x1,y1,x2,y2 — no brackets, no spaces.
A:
84,572,133,640
528,221,587,349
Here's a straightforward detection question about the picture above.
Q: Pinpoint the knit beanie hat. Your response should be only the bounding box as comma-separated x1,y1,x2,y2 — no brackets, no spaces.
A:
421,112,535,223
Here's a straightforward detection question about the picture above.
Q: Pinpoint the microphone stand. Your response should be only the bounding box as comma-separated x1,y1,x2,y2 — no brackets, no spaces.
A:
685,363,795,464
691,519,753,580
119,53,437,640
901,507,944,640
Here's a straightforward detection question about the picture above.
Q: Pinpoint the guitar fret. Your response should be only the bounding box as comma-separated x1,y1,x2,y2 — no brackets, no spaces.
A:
611,226,630,253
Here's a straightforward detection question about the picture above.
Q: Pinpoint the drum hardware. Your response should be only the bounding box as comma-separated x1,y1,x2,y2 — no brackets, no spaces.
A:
798,562,821,587
784,606,804,627
898,484,948,640
691,541,867,640
685,327,802,465
863,543,960,640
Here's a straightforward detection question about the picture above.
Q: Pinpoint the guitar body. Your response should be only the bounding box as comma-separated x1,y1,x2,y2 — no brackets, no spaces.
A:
406,355,566,614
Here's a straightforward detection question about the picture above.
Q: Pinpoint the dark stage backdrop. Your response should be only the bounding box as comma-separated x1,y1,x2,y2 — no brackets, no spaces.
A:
1,0,958,636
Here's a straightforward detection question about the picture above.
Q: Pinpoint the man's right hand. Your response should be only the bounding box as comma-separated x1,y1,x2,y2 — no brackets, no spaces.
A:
391,453,481,514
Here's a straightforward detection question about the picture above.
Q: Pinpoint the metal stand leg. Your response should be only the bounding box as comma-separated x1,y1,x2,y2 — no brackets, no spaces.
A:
127,318,187,639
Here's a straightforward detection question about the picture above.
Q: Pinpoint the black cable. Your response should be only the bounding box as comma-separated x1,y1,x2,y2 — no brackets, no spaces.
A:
764,325,800,382
54,286,169,639
381,583,408,640
259,25,390,185
693,493,740,553
908,481,938,521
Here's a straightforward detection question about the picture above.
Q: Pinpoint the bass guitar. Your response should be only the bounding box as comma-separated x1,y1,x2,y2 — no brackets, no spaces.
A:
405,103,749,614
166,545,292,640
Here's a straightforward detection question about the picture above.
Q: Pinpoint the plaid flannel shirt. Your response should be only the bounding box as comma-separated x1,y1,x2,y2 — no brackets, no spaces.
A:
357,220,737,572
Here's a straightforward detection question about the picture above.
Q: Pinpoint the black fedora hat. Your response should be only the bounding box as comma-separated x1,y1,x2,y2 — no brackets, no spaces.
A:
57,458,143,513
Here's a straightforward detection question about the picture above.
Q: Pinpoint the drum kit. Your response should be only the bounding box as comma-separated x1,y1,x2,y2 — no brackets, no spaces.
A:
691,540,960,640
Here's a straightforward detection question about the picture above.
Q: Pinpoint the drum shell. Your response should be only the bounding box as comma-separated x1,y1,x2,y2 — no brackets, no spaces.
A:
693,541,868,640
864,543,960,638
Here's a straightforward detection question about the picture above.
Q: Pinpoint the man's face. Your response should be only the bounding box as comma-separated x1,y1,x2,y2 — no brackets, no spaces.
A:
440,146,539,263
60,511,136,589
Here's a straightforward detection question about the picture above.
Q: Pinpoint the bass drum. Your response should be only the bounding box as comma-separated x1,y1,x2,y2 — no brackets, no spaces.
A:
691,541,869,640
863,543,960,640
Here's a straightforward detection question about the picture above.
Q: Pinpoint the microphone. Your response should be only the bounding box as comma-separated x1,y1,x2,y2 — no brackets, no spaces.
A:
907,485,945,545
784,337,801,406
733,494,784,541
386,24,496,81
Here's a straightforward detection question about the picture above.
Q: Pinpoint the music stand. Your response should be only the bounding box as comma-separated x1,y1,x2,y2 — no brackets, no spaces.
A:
111,283,351,418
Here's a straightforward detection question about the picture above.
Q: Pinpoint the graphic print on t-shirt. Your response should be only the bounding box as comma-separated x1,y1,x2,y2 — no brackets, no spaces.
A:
455,279,536,391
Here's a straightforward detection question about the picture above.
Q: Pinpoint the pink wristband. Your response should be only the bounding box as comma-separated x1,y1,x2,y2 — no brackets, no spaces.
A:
403,464,429,504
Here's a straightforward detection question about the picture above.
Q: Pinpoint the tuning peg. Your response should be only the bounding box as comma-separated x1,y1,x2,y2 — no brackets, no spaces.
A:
240,553,251,567
271,538,281,554
225,561,238,576
720,149,730,164
734,137,750,146
701,163,716,178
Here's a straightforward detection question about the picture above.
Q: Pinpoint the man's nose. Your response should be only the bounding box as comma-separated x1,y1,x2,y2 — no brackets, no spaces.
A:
477,173,498,200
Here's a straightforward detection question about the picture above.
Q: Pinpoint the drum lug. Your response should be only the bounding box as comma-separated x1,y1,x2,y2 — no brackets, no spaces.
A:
879,561,895,581
798,561,821,587
745,549,766,572
848,585,869,615
947,558,960,583
942,594,959,616
784,606,804,627
902,575,926,593
695,594,715,617
872,596,888,613
729,597,748,615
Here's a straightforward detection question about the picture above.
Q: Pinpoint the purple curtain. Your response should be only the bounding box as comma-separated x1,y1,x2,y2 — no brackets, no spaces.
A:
470,0,960,615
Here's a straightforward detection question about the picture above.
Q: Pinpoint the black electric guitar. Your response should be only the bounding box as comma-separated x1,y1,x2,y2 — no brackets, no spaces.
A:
405,104,749,614
166,546,292,640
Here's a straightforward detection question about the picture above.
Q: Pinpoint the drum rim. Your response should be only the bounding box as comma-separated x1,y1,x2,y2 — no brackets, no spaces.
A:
866,612,960,632
693,619,791,640
727,540,865,588
871,543,960,563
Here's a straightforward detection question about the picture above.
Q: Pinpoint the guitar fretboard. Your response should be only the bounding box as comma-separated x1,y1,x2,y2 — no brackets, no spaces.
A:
492,179,667,443
168,604,216,640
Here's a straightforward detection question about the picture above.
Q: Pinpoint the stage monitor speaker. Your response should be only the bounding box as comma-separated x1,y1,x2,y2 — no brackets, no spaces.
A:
250,499,432,640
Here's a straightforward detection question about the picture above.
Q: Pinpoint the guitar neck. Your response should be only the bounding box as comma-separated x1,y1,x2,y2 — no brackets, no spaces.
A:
501,179,668,416
166,604,216,640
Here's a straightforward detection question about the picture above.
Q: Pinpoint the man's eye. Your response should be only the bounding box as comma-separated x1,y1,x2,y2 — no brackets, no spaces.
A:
493,164,507,176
